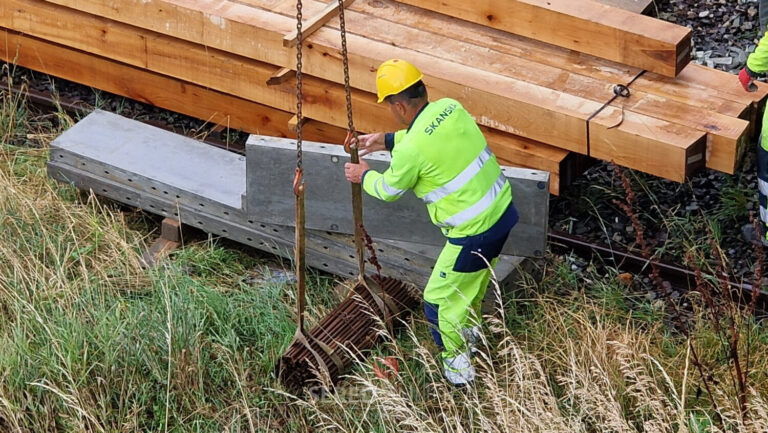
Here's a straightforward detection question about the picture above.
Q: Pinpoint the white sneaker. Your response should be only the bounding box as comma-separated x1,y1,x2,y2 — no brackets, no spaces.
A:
443,351,476,387
461,325,483,356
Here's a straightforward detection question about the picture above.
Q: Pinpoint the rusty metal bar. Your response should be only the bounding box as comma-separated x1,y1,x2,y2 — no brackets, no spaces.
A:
548,230,768,311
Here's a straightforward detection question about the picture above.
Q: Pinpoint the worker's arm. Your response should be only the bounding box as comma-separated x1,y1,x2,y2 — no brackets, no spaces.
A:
361,144,421,202
384,130,406,151
741,31,768,91
358,130,407,156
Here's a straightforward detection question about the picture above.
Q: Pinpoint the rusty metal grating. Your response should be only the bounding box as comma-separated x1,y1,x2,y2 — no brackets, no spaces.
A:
277,275,419,391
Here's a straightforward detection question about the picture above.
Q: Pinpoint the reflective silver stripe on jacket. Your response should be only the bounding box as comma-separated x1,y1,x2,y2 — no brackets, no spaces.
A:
761,205,768,224
759,178,768,196
421,146,493,204
373,176,407,200
438,174,507,228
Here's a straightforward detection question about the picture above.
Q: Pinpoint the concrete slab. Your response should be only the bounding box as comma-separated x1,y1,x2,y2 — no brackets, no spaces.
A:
51,110,245,209
246,135,549,257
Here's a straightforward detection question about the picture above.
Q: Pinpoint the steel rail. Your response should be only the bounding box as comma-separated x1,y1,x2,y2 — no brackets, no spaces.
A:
548,230,768,313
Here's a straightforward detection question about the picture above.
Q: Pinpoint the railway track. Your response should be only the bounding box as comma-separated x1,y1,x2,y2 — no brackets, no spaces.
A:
549,230,768,314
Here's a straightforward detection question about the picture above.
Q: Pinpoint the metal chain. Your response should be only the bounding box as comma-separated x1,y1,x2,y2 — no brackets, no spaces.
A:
295,0,304,169
337,0,368,279
293,0,307,338
359,223,382,277
337,0,356,140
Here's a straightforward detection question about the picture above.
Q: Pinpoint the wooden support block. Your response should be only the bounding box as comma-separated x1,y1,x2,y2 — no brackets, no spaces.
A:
140,238,180,268
287,114,307,133
283,0,355,47
140,218,182,268
266,67,295,86
161,217,182,243
389,0,691,77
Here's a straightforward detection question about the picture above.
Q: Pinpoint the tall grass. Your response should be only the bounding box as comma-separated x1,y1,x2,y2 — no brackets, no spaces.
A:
0,81,311,431
287,268,768,432
0,132,306,431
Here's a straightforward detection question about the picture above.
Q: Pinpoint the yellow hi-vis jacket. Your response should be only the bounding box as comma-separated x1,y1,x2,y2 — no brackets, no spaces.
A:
361,98,513,238
747,31,768,151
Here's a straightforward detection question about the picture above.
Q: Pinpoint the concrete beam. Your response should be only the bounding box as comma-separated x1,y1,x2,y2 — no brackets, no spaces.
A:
246,135,549,257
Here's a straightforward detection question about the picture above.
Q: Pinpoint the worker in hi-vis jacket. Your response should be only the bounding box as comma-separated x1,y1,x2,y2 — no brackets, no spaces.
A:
344,59,518,386
740,36,768,247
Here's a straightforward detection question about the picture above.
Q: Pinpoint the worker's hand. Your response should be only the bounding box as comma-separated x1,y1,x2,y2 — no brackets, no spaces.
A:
357,133,386,156
739,67,758,92
344,160,370,184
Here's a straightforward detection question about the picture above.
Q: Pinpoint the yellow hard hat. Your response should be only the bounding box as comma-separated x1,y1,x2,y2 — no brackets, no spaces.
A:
375,59,424,103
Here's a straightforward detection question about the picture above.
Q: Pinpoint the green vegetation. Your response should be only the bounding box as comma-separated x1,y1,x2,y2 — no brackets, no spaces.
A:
2,78,768,432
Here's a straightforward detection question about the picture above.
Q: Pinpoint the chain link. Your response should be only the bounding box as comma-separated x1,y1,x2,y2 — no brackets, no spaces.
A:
295,0,304,170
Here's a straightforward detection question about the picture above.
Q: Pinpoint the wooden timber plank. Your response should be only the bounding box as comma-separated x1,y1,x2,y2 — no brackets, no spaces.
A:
36,0,589,154
220,0,716,167
345,0,750,119
0,30,346,145
270,0,748,174
0,29,568,194
594,0,654,15
347,0,754,173
283,0,354,47
178,0,712,180
389,0,691,77
30,0,707,181
590,112,706,181
677,63,768,105
643,63,768,169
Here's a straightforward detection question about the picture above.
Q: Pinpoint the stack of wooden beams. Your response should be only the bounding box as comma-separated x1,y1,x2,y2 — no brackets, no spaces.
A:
1,0,766,195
